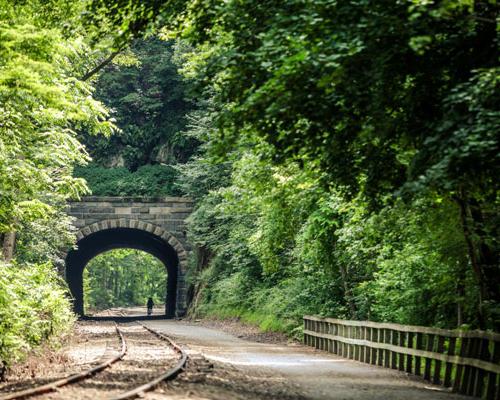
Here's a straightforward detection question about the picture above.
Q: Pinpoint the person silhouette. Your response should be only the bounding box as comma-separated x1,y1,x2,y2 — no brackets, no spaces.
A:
147,297,154,316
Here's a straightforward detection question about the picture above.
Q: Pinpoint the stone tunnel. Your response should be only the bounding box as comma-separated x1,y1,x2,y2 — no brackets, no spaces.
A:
64,196,193,317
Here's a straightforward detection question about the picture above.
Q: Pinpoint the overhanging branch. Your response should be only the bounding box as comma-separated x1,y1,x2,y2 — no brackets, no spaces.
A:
81,48,124,81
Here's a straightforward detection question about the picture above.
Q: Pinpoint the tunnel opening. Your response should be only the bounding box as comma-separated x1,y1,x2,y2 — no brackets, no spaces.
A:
65,227,179,317
84,248,167,315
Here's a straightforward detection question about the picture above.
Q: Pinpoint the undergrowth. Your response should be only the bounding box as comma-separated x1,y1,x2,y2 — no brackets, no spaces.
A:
0,262,75,379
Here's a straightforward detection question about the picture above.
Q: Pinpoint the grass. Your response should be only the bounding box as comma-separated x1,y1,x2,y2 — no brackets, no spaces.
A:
195,304,303,339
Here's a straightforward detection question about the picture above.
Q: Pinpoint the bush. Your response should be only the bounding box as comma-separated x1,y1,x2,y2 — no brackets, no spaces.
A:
0,261,75,375
74,164,181,197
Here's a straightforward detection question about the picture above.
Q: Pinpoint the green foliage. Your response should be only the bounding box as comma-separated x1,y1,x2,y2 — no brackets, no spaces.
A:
80,38,197,169
75,38,199,198
74,164,181,196
336,197,478,327
188,150,482,333
71,0,500,331
0,0,497,371
0,0,115,233
0,261,75,372
0,0,112,374
83,0,185,49
84,249,167,311
174,0,499,200
15,205,77,267
182,91,488,333
168,0,499,331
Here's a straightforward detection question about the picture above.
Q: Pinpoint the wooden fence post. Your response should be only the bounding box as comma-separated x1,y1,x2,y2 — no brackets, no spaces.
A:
424,334,435,381
406,332,414,373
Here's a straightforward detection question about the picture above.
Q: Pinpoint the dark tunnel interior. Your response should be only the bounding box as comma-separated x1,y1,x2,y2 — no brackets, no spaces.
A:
65,228,178,317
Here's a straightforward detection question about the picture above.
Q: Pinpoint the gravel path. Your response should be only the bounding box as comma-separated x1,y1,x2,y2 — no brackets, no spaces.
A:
143,319,473,400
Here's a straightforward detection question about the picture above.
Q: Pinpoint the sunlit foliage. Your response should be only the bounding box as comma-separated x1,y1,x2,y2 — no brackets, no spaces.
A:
75,164,181,196
0,0,114,233
84,249,167,311
0,262,75,376
0,0,114,372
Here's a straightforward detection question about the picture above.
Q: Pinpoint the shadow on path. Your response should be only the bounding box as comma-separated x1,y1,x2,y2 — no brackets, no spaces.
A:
80,315,175,322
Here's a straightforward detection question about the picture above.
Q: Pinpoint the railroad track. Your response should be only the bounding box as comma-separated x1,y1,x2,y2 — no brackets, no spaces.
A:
110,323,187,400
0,322,188,400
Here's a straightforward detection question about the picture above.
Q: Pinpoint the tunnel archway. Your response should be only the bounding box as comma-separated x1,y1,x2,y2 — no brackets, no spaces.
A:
65,220,187,317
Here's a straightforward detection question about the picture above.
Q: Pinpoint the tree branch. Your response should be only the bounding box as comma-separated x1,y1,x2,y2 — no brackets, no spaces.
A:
472,14,498,24
81,48,124,81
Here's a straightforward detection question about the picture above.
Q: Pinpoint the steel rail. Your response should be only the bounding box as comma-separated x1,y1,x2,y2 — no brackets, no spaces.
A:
0,324,127,400
108,323,187,400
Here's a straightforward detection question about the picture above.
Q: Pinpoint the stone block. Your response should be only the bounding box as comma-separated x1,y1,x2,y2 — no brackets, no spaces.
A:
86,213,116,220
173,243,184,253
97,221,107,231
82,196,117,202
68,206,86,213
114,207,132,214
87,207,114,214
172,202,187,208
157,213,174,219
169,212,191,219
83,219,100,226
68,212,84,220
149,207,173,214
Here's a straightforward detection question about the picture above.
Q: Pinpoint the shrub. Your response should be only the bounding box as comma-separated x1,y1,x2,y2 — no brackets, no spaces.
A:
0,261,75,376
74,164,182,197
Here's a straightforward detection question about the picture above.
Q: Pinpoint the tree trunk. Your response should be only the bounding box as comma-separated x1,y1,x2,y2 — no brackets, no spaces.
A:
455,189,499,329
81,48,123,81
187,246,211,315
2,231,16,262
338,264,357,318
457,280,465,328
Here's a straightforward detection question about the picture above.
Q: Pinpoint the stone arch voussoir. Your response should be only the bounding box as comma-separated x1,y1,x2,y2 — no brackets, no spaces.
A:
75,218,189,274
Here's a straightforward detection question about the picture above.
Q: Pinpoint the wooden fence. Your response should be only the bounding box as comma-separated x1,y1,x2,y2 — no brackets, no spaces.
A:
304,316,500,399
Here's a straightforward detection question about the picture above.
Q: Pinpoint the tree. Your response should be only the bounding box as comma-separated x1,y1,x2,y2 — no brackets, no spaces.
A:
148,0,497,330
170,0,499,328
80,38,196,169
0,0,115,258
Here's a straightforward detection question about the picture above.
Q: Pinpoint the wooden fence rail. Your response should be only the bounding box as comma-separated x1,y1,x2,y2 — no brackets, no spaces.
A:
303,316,500,399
